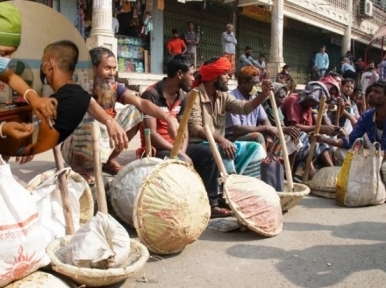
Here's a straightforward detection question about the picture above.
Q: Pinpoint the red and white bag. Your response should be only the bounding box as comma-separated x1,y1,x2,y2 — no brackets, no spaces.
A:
0,158,50,286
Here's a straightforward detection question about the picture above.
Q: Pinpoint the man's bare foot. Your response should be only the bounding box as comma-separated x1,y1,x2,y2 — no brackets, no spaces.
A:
102,159,122,175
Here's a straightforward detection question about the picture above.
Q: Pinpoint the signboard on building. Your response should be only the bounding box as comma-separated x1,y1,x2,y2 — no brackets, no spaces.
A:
242,6,271,22
158,0,164,10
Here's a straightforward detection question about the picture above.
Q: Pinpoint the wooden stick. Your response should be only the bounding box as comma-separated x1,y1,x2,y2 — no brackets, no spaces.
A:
363,96,367,113
52,145,75,235
170,89,199,158
92,122,108,214
302,95,326,183
144,128,152,157
335,105,342,126
204,125,228,177
269,91,294,192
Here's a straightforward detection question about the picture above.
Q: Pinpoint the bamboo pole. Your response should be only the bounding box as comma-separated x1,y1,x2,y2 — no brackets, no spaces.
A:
144,128,152,157
52,145,75,235
170,89,199,158
204,125,228,177
92,122,108,214
268,91,294,192
302,95,326,183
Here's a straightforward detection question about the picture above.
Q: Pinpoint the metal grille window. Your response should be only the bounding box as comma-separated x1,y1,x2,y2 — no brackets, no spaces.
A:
373,0,386,11
323,0,348,10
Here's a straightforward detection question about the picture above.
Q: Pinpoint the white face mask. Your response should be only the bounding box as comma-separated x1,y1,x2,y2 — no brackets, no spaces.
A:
249,85,259,96
0,57,10,74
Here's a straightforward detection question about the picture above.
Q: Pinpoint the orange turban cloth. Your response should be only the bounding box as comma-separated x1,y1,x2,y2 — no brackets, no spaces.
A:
193,57,231,87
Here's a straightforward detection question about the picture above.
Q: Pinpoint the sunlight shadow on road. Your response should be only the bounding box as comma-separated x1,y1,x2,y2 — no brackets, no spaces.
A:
227,242,386,287
283,221,386,242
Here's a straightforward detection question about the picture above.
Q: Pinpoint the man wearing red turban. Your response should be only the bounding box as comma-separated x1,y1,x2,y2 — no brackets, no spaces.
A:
188,57,273,195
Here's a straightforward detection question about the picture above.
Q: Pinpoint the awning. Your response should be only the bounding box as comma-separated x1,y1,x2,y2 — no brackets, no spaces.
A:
371,20,386,42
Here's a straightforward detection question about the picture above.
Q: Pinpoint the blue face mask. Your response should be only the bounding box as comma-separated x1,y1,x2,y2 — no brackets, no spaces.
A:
0,57,10,74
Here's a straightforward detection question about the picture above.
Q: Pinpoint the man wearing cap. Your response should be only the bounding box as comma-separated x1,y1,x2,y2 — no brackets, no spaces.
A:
281,81,337,177
0,2,57,128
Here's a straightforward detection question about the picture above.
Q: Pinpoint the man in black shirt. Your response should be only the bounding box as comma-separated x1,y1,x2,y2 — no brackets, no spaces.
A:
19,40,128,159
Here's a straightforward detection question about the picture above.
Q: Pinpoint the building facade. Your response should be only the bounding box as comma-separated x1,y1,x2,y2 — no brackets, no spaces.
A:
13,0,386,84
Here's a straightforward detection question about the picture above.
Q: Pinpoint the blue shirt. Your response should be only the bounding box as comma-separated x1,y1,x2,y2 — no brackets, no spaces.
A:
315,52,329,70
225,88,267,135
342,108,386,150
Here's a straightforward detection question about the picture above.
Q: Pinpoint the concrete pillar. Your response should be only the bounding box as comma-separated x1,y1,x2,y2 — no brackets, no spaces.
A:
267,0,285,79
150,0,164,74
86,0,117,57
341,0,353,55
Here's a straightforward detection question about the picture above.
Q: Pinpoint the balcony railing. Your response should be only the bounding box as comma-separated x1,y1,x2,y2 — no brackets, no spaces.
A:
323,0,348,10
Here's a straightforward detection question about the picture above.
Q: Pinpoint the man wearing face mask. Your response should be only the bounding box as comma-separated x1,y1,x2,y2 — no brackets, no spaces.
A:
188,57,272,179
18,41,129,164
0,3,56,143
225,66,278,153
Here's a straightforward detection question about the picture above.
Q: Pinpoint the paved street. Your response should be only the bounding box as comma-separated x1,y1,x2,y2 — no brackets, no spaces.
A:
10,134,386,288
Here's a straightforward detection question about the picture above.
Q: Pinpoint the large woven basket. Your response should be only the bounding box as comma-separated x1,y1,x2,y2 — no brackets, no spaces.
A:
110,157,163,226
277,182,310,212
309,166,341,194
223,174,283,237
26,168,94,225
133,160,210,254
46,236,149,287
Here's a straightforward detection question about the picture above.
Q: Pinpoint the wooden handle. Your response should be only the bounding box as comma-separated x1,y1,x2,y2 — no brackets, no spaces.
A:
302,95,326,183
204,125,228,177
92,122,108,214
170,89,199,158
335,105,342,126
52,145,75,235
269,91,294,192
144,128,152,157
363,96,367,113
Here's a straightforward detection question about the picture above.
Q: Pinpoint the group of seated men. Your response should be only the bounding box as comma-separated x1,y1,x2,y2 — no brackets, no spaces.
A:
29,45,386,219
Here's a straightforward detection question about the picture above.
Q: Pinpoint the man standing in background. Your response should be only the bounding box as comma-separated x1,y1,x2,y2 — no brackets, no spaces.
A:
167,29,187,58
184,21,200,68
222,23,237,77
315,45,329,78
112,10,119,35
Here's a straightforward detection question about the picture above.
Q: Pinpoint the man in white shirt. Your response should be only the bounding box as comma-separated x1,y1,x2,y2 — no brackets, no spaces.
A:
221,23,237,76
112,11,119,34
361,61,379,94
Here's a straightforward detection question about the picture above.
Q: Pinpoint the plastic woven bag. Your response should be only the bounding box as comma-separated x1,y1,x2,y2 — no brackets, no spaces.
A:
0,157,50,286
336,140,386,207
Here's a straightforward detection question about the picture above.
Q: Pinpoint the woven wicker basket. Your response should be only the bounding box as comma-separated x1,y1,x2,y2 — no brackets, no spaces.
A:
46,236,149,287
26,168,94,226
110,157,163,226
309,166,341,193
223,174,283,237
133,160,210,255
277,182,310,212
311,189,336,199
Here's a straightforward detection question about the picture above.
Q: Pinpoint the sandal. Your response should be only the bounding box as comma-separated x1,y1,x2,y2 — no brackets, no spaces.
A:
102,163,122,175
75,170,95,186
210,206,233,219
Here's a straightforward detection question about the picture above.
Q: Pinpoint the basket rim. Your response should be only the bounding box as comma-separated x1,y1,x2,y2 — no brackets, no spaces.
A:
109,158,162,226
223,175,283,237
47,236,149,277
133,159,207,254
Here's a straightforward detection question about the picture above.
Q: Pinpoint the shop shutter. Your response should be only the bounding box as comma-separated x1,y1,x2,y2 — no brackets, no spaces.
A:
164,0,231,66
236,15,271,60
